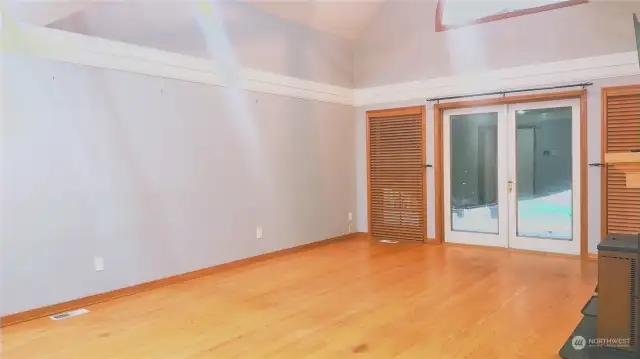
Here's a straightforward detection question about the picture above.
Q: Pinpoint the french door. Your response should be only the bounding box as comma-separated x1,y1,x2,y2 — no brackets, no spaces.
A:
443,99,581,255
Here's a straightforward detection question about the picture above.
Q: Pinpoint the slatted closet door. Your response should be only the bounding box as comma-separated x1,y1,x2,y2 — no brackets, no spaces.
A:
367,107,426,242
603,86,640,235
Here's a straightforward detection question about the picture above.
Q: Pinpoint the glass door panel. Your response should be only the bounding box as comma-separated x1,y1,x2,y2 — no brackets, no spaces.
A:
508,99,581,255
444,106,508,248
450,113,499,233
515,107,573,239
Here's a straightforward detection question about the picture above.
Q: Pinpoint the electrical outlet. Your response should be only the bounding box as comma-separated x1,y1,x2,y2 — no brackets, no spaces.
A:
348,212,353,221
94,257,104,272
348,223,352,233
256,227,263,239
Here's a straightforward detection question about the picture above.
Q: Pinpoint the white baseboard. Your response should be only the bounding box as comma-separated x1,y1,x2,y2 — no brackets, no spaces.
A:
2,15,639,108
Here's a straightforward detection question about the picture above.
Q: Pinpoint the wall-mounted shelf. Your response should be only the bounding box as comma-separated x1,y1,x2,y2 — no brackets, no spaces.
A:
605,152,640,188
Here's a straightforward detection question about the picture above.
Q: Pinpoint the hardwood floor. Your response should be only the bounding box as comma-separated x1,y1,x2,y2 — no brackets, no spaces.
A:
1,234,597,359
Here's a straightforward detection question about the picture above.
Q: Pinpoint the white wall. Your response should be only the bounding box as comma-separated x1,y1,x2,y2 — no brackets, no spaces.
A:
355,76,640,253
1,54,356,316
355,0,640,87
2,0,638,316
49,1,354,87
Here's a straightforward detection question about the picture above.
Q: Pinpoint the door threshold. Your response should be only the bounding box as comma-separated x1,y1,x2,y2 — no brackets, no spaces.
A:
444,242,582,259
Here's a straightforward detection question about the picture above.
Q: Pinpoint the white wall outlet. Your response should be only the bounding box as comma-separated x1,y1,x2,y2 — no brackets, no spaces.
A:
348,223,352,233
94,257,104,272
256,227,263,239
348,212,353,221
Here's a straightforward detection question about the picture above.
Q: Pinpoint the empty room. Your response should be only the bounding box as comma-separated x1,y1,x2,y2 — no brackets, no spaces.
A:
2,0,640,358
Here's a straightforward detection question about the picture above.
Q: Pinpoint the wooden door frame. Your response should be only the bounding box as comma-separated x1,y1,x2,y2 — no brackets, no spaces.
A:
433,90,589,258
600,85,640,240
366,105,429,242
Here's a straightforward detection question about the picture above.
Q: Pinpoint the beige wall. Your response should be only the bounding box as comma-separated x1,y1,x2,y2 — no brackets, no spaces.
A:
355,0,640,87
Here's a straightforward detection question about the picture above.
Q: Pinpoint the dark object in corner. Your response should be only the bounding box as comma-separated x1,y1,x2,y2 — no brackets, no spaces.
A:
597,234,638,354
560,234,639,358
581,296,598,318
634,14,639,68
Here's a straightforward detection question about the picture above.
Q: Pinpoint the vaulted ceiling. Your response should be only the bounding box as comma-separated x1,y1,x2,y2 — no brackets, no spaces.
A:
4,0,385,41
247,0,384,40
4,0,89,26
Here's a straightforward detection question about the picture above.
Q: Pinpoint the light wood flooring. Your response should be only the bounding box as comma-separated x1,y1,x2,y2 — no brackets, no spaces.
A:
1,234,597,359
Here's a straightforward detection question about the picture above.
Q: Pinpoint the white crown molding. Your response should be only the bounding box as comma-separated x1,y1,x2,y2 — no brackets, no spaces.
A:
353,52,640,107
1,18,355,106
2,16,639,108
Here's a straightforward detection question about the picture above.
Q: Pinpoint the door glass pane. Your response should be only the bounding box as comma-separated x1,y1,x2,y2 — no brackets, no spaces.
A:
450,113,499,234
515,107,572,240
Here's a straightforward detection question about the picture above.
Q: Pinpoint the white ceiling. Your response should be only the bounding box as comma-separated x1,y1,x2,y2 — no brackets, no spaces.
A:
247,0,384,40
4,0,89,26
4,0,384,41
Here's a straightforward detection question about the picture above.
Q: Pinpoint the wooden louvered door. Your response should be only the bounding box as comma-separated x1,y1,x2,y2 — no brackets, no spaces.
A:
367,106,426,242
602,85,640,236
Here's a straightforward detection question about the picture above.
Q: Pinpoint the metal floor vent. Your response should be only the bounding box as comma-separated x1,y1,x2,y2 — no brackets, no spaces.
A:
379,240,400,244
49,308,89,321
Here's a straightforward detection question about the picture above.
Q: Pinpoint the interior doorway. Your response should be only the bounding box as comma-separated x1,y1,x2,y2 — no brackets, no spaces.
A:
442,98,582,255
